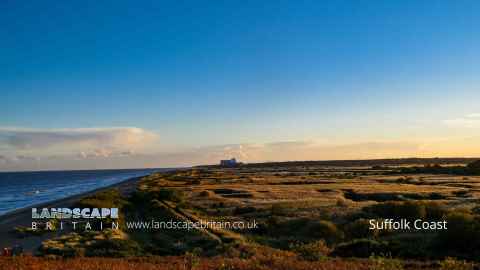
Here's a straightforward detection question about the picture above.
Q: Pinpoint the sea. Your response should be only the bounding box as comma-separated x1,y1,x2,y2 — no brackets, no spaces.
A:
0,168,166,216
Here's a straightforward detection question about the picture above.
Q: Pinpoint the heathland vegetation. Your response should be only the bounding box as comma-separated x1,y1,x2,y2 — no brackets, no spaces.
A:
3,159,480,269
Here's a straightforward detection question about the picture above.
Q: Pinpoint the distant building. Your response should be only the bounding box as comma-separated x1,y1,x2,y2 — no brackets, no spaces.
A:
220,158,238,167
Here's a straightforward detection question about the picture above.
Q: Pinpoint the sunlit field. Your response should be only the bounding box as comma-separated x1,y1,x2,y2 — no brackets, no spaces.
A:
4,159,480,269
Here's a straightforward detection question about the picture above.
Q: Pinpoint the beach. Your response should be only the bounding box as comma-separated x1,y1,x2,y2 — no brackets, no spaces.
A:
0,175,144,253
1,161,480,269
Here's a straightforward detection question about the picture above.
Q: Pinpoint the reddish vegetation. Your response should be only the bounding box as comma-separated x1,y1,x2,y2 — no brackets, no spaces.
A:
0,255,374,270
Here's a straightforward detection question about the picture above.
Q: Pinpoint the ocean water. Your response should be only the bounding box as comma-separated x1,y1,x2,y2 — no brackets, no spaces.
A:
0,168,165,216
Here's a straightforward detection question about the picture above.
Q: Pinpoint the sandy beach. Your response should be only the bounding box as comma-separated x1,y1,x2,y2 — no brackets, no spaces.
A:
0,175,143,253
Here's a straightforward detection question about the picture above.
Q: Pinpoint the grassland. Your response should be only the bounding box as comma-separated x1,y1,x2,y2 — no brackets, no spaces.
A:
3,159,480,269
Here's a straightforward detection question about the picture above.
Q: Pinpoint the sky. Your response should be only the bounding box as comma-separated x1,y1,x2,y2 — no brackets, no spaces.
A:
1,0,480,171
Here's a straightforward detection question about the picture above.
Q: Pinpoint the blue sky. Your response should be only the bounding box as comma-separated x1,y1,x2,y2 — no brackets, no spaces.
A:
1,1,480,170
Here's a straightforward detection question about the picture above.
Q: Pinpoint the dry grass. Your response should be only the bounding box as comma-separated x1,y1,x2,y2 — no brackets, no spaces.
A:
0,254,414,270
6,162,480,268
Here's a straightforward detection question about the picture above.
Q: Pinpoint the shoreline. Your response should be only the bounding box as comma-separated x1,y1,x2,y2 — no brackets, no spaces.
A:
0,175,141,220
0,169,174,251
0,168,181,219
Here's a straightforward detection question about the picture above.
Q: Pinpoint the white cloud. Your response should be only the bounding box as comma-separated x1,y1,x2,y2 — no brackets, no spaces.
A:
444,113,480,128
466,113,480,118
0,138,427,171
1,126,479,171
0,127,158,164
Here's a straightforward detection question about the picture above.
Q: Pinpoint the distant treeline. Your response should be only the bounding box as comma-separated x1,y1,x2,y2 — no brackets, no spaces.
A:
397,160,480,175
200,158,480,169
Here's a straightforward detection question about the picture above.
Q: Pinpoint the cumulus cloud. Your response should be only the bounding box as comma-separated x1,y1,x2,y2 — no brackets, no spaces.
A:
444,113,480,128
0,127,157,164
0,138,428,171
1,127,478,171
0,127,157,152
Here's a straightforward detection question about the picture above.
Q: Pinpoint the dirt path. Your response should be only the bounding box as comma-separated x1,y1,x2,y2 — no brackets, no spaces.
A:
158,200,223,243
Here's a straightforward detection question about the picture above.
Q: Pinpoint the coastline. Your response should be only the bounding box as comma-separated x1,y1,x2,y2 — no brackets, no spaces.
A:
0,170,172,252
0,175,141,220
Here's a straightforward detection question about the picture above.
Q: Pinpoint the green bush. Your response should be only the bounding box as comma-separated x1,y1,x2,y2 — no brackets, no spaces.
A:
155,188,184,203
270,204,289,216
424,201,449,219
289,240,330,261
435,213,480,254
343,219,378,239
363,201,448,220
233,206,257,215
332,239,389,258
271,218,343,244
40,233,85,257
305,220,342,243
85,239,141,257
439,257,474,270
13,225,47,237
388,234,431,258
369,254,404,270
77,189,125,209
